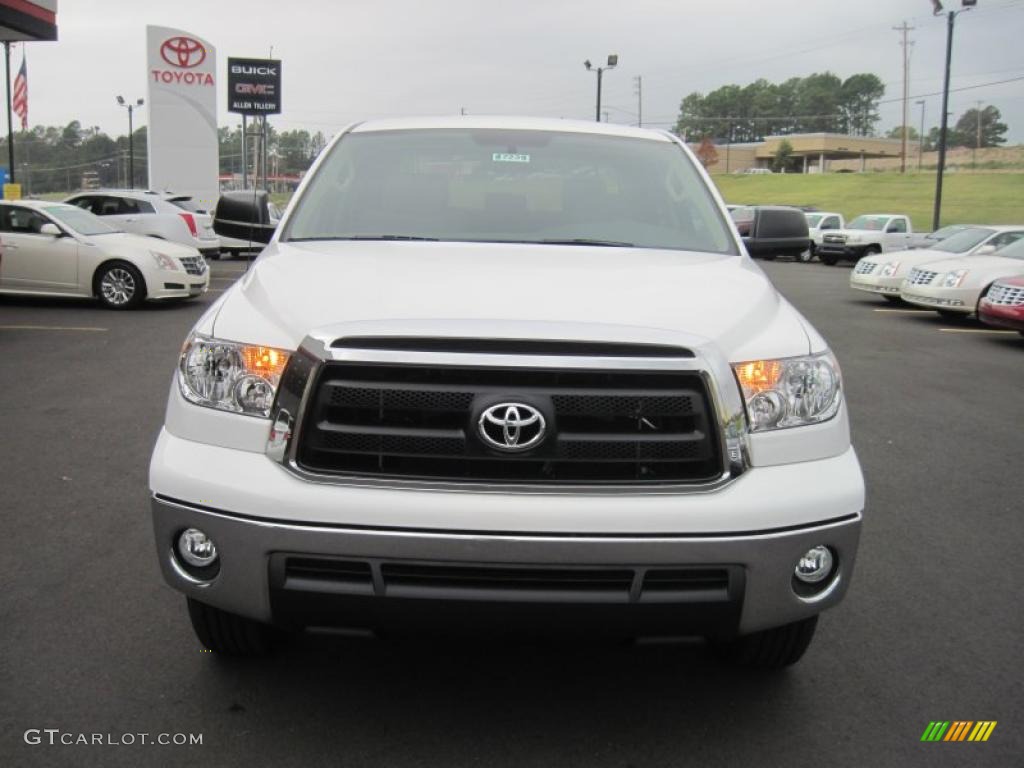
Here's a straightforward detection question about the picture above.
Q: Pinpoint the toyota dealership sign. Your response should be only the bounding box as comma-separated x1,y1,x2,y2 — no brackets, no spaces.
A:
146,25,217,207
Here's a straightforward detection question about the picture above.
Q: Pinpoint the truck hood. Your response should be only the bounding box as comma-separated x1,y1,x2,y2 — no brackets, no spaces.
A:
209,240,813,361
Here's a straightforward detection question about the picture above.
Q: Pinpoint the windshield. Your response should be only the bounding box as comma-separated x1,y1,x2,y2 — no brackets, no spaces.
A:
285,128,736,254
931,227,994,254
928,224,967,241
995,238,1024,261
847,215,890,231
805,214,823,227
43,205,120,235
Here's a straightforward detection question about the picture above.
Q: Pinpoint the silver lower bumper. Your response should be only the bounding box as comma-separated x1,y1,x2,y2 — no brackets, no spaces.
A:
151,495,862,636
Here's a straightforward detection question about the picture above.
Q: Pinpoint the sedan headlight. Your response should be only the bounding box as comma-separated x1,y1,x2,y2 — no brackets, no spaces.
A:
151,251,181,271
880,261,900,277
942,269,968,288
732,352,842,432
179,335,291,418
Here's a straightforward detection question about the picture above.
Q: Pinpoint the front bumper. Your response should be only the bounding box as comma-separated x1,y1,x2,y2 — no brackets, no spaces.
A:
850,273,902,295
818,244,866,261
900,284,976,313
148,270,209,300
979,302,1024,331
151,494,861,637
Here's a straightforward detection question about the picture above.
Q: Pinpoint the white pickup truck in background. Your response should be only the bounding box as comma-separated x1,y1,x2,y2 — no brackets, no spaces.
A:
817,214,928,265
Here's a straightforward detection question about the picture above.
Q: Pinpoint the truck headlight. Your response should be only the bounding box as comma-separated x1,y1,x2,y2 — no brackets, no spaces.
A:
880,261,900,277
732,352,842,432
151,251,181,271
178,335,290,418
942,269,968,288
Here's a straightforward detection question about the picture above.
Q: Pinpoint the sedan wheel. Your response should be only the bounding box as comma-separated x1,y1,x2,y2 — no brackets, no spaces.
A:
97,263,145,309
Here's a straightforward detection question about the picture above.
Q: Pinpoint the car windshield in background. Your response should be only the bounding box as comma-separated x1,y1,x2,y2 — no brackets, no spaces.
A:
995,238,1024,261
847,216,889,231
284,129,736,254
931,227,995,253
805,214,824,227
927,224,968,240
44,205,120,235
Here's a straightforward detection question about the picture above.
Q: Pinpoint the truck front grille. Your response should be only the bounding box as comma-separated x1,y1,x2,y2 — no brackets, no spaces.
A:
295,361,722,485
822,233,846,245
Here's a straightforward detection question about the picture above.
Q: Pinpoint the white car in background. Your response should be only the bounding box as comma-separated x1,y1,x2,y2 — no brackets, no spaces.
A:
64,189,222,258
850,225,1024,302
900,237,1024,319
0,200,209,309
804,211,844,261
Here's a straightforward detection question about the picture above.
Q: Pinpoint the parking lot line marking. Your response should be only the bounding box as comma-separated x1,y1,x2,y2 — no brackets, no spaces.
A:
872,308,932,314
0,325,108,332
937,328,1018,335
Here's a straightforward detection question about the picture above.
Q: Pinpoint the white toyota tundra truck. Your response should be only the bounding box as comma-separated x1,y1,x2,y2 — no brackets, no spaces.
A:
149,117,864,668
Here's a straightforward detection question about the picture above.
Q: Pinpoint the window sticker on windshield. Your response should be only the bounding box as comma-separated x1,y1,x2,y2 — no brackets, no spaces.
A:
492,153,530,163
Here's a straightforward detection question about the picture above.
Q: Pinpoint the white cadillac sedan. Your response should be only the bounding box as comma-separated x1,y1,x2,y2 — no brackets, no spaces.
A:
0,200,209,309
900,236,1024,318
850,225,1024,302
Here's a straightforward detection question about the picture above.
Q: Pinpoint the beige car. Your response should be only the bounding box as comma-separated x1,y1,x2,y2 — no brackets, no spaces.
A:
851,225,1024,302
900,237,1024,318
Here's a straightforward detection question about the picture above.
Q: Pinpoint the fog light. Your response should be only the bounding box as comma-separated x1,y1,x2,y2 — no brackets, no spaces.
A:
178,528,218,567
794,546,834,584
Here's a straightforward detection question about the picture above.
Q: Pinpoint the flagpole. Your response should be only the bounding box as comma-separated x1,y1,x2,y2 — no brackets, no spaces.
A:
4,41,14,184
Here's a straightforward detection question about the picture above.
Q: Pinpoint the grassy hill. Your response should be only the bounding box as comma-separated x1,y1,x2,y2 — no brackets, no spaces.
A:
712,172,1024,231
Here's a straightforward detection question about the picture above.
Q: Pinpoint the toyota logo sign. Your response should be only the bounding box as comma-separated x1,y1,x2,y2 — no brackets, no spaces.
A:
161,36,207,69
478,403,547,452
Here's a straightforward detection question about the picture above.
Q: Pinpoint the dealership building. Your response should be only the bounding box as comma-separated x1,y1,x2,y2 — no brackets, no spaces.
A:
694,132,906,174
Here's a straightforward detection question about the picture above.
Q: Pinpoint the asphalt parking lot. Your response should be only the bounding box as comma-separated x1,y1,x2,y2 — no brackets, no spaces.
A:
1,257,1021,768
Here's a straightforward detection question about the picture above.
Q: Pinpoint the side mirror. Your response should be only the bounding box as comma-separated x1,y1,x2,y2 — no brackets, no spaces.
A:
213,190,278,245
39,222,63,237
974,244,996,255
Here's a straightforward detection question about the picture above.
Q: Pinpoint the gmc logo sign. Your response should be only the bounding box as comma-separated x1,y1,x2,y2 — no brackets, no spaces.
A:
235,83,276,96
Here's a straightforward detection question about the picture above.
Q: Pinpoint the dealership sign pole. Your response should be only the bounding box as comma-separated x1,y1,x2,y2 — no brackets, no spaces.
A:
146,26,218,207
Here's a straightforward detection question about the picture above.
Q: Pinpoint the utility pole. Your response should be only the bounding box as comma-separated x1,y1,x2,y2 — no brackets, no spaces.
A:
932,1,973,232
893,21,915,174
916,99,926,171
633,75,642,128
584,55,618,123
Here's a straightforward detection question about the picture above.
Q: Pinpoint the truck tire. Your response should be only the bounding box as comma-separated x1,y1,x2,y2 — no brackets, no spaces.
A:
863,246,881,258
187,598,280,657
820,252,839,266
713,615,818,669
798,247,814,263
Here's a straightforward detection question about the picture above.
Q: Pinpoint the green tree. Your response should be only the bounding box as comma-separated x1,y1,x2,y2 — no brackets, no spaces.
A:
886,125,920,141
952,106,1008,148
838,74,885,136
772,139,794,172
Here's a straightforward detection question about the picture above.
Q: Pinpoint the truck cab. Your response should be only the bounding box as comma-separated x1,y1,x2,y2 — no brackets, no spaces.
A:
818,214,916,265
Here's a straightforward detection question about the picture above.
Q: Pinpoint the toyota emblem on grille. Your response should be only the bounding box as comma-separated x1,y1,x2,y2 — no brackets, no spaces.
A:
478,403,547,452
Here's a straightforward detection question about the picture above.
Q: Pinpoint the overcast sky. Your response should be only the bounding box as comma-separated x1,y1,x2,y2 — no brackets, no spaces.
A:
14,0,1024,143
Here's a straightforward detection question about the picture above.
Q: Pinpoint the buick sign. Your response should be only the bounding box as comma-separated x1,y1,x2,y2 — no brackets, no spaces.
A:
227,57,282,115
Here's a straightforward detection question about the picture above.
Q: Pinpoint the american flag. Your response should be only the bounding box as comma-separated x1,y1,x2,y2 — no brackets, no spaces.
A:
12,50,27,131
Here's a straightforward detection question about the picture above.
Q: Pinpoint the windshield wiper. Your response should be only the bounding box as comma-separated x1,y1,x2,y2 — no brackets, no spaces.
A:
535,238,635,247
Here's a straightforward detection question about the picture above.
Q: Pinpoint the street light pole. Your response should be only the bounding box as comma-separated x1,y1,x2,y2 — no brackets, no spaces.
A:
931,0,974,230
117,95,144,190
584,55,618,122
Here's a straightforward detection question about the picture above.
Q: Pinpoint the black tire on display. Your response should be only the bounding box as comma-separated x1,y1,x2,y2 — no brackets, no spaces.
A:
94,261,146,310
186,598,280,657
713,615,818,670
